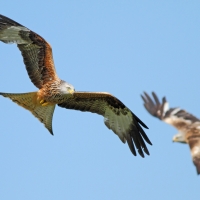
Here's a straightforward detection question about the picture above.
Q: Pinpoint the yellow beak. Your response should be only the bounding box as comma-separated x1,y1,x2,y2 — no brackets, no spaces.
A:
68,88,74,94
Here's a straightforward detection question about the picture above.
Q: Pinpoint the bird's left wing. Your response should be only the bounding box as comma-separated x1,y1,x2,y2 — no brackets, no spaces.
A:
141,92,199,131
58,92,152,157
0,14,59,89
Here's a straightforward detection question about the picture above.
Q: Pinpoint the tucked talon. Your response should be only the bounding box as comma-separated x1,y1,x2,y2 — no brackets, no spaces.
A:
40,99,45,104
41,102,49,106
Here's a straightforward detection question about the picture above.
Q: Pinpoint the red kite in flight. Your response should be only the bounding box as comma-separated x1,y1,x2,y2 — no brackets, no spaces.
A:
142,92,200,174
0,14,152,157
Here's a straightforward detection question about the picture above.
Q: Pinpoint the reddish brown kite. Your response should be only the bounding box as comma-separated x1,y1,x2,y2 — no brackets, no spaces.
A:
0,14,152,157
142,92,200,174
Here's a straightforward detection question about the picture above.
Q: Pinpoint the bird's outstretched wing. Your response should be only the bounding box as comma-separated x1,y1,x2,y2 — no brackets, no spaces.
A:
58,92,152,157
0,14,59,89
142,91,200,174
141,92,199,130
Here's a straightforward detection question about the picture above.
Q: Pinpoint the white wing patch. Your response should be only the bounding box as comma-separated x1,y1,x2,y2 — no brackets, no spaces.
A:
104,107,132,143
170,107,181,116
192,146,200,157
194,125,200,130
163,115,192,126
163,101,169,116
163,107,191,125
0,26,30,44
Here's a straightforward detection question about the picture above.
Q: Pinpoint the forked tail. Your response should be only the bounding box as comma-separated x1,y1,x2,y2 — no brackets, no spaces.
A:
0,92,56,134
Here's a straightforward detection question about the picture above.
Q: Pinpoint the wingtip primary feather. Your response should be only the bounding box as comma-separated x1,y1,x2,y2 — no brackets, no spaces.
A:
144,148,150,156
132,112,149,129
138,149,145,158
126,134,137,156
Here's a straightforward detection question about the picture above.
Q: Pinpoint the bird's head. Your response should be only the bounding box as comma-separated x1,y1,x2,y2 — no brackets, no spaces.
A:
60,80,75,95
172,132,186,143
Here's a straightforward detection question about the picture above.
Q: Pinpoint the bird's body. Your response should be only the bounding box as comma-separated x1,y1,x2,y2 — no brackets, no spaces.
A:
37,80,74,105
142,92,200,174
0,14,152,157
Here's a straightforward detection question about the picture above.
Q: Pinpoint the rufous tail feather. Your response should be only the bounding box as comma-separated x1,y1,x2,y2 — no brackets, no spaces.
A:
0,92,55,134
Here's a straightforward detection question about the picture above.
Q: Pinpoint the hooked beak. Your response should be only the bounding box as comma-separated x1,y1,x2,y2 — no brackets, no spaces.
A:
68,88,75,94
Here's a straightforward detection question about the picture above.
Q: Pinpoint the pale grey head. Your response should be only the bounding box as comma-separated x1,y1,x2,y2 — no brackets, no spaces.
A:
172,131,186,143
60,80,75,94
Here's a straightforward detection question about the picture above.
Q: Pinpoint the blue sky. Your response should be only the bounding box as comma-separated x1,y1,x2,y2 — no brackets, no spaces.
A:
0,1,200,199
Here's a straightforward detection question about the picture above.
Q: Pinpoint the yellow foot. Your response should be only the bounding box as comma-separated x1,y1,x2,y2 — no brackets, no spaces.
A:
40,99,45,104
42,102,49,106
40,99,49,106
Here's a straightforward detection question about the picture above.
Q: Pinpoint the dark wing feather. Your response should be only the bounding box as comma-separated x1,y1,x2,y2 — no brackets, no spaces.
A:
141,92,167,120
141,92,199,130
58,92,152,157
0,14,59,89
